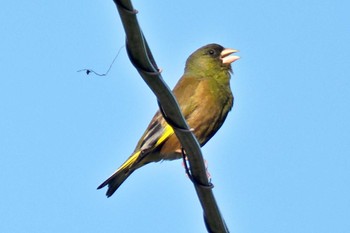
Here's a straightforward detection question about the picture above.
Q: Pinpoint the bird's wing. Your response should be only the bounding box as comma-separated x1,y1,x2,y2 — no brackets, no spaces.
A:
136,113,174,153
134,75,201,154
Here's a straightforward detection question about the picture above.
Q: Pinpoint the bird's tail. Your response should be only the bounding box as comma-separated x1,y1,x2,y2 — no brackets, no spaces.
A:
97,151,142,197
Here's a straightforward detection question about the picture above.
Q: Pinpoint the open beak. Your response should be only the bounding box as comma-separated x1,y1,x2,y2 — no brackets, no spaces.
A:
220,48,240,64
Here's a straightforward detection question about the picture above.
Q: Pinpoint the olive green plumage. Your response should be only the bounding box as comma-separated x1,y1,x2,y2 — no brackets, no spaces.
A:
98,43,239,197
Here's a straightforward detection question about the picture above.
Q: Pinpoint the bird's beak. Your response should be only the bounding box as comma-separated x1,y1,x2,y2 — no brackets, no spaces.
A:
220,48,240,64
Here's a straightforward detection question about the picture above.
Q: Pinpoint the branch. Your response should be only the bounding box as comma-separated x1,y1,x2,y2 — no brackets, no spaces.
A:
113,1,229,232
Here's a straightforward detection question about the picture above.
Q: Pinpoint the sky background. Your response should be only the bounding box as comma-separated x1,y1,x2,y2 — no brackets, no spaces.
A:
1,0,349,232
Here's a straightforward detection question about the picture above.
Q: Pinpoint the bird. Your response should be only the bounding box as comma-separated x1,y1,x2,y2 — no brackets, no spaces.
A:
97,43,239,197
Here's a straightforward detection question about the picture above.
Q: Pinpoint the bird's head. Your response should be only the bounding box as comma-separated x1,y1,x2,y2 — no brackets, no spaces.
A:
185,43,239,77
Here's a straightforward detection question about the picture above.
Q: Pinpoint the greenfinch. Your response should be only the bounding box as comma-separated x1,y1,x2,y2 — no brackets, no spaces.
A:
98,43,239,197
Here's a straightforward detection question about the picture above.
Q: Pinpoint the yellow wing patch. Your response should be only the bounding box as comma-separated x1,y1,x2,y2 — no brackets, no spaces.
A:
154,124,174,147
116,124,174,173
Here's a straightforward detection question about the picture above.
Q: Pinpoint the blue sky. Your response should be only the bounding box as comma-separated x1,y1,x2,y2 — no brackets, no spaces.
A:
1,0,349,232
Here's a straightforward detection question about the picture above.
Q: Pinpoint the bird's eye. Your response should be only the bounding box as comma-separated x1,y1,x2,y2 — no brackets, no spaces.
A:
208,49,215,55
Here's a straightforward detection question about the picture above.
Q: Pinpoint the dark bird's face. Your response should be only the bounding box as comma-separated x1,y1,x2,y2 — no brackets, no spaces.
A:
185,43,239,76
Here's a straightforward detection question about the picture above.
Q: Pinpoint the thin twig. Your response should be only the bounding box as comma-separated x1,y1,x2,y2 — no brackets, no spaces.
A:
77,45,125,76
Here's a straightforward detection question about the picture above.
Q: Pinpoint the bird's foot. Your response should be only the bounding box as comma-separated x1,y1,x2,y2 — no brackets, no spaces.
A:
181,156,211,182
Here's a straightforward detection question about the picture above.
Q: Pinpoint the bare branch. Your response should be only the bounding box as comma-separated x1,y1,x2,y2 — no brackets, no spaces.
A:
113,1,229,232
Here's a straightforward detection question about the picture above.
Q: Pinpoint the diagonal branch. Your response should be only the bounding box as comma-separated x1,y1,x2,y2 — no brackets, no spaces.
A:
113,0,229,232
